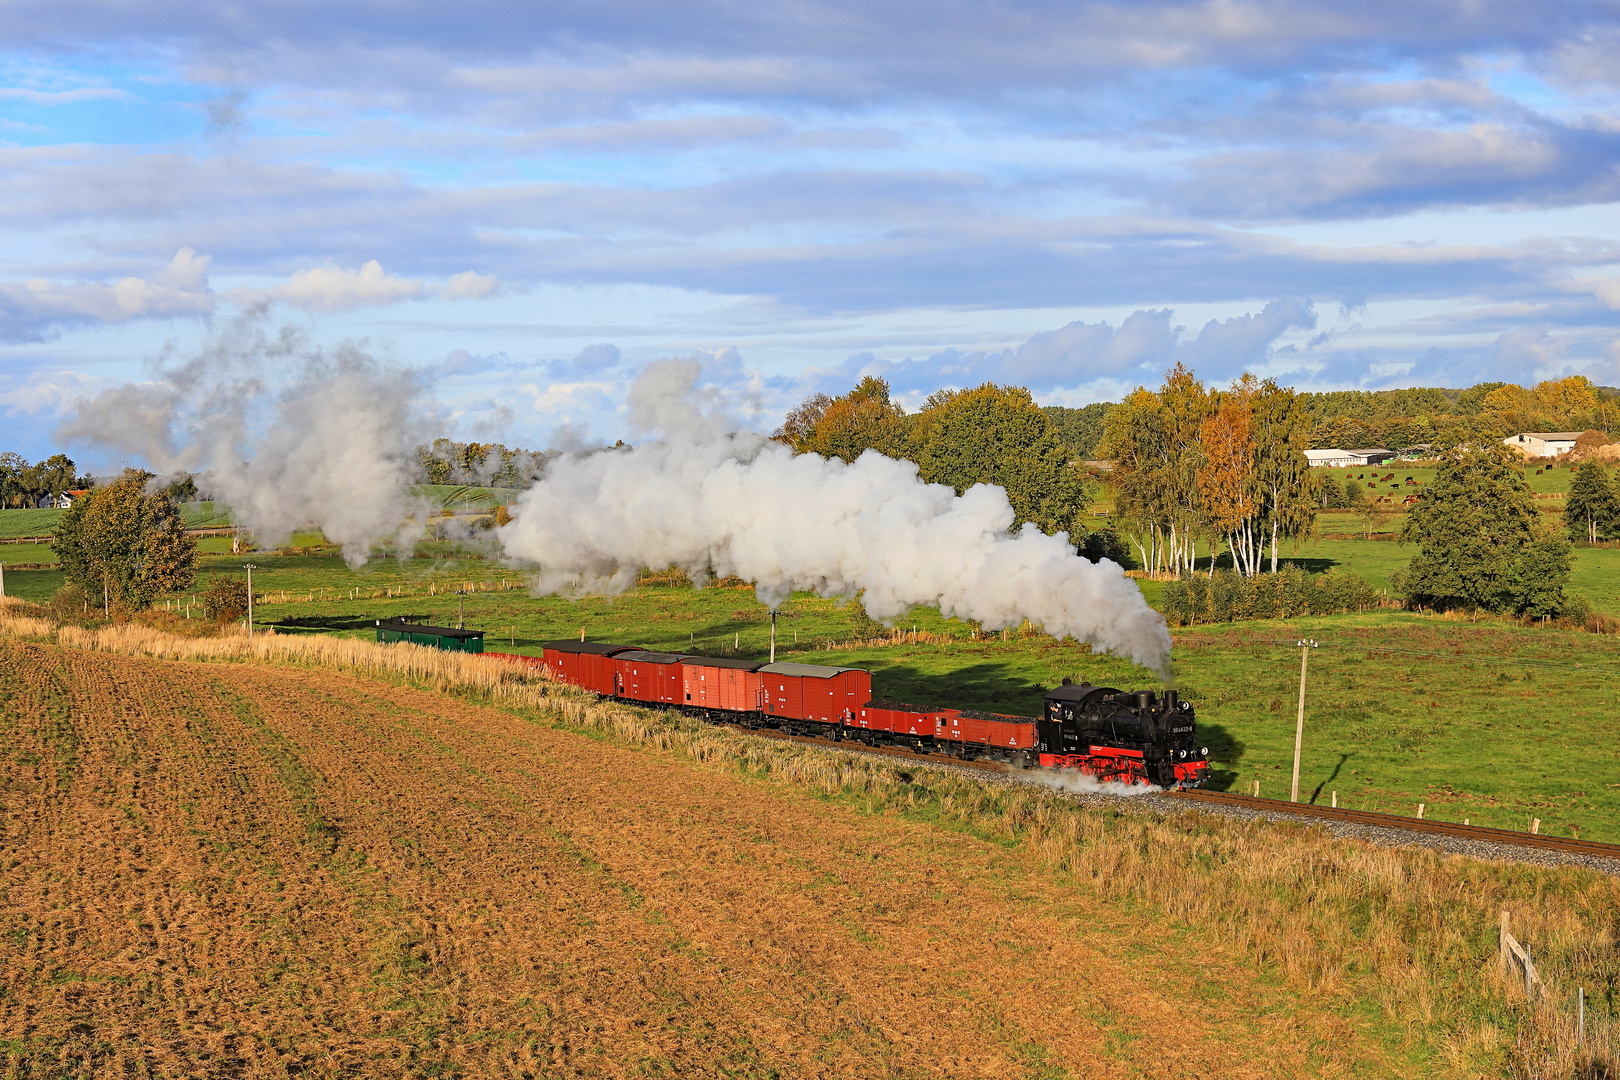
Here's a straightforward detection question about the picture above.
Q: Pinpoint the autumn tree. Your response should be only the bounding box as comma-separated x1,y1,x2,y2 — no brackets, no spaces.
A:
54,468,197,612
1564,460,1620,545
910,383,1088,534
1099,366,1211,576
1197,380,1257,575
795,377,911,462
772,392,833,448
1393,441,1571,616
1249,380,1318,571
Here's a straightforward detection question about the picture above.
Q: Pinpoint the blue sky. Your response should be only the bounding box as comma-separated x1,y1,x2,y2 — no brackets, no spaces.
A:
4,1,1620,465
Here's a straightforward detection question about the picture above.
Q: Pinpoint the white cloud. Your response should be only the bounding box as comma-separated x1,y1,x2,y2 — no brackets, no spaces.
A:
439,269,502,299
0,248,214,342
224,262,503,312
234,259,425,313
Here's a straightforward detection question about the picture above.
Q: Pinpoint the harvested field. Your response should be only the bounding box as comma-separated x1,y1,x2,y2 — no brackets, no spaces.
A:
0,640,1420,1079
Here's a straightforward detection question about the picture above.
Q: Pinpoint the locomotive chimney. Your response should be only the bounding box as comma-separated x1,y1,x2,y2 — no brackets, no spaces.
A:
1163,689,1178,712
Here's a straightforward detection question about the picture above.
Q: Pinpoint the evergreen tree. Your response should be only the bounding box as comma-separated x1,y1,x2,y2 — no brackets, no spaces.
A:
1564,460,1620,544
54,469,197,612
1393,442,1571,614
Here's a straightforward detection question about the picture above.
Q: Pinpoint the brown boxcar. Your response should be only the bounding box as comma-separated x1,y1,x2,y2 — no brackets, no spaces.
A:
612,649,687,705
542,640,640,695
679,656,766,712
760,662,873,724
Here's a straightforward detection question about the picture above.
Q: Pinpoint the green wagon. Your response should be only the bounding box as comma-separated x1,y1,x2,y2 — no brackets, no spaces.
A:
375,619,485,653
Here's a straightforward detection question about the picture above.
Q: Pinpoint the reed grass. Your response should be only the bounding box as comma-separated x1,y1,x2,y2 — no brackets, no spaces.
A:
24,615,1620,1077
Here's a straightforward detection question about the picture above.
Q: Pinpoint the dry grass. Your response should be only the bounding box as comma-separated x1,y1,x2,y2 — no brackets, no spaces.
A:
32,617,1620,1077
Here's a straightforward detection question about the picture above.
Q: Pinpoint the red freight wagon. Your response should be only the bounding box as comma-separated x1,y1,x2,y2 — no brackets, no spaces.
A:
611,649,686,704
679,656,765,712
542,640,640,695
853,700,955,738
759,662,872,725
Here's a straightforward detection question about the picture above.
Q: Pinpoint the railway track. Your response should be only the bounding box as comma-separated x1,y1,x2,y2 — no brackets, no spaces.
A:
1171,788,1620,861
722,723,1620,862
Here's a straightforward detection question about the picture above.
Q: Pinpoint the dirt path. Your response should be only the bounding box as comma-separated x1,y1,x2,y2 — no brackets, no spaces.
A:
0,642,1410,1078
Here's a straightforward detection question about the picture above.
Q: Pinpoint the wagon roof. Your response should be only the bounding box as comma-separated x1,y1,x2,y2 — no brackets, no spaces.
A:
679,655,766,671
378,620,484,640
617,650,687,664
543,640,640,655
758,661,863,679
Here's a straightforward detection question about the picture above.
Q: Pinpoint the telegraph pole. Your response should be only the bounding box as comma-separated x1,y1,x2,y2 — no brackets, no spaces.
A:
244,563,257,637
456,586,467,629
770,610,777,663
1290,638,1318,802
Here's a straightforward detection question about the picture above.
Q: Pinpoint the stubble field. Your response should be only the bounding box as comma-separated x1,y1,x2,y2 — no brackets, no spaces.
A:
0,638,1431,1078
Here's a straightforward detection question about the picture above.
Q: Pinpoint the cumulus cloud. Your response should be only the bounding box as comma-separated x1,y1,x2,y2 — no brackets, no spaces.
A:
439,269,501,299
232,259,424,313
0,248,214,343
833,299,1315,398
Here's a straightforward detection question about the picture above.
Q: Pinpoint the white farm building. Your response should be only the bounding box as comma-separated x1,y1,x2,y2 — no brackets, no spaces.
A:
1305,448,1397,468
1502,432,1582,458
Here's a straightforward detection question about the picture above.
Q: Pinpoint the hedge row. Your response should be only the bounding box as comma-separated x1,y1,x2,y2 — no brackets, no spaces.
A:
1160,567,1383,627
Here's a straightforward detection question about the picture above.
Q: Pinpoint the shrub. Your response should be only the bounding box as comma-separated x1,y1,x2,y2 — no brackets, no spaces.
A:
1078,528,1130,566
1162,567,1382,626
201,576,250,623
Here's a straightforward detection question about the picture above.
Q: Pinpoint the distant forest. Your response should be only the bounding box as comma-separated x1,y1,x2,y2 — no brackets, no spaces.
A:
1045,380,1620,460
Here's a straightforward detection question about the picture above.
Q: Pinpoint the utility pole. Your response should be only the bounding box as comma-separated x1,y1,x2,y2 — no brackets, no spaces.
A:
1290,638,1318,802
244,563,257,637
770,610,777,663
456,586,467,630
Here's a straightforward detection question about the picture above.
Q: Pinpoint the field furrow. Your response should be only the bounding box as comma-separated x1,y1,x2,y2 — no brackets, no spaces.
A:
0,641,1410,1078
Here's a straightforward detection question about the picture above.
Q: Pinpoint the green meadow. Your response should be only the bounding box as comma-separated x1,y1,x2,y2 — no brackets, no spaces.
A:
4,465,1617,845
7,525,1619,843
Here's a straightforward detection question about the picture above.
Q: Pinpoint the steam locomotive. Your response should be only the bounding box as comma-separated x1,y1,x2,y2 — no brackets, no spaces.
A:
510,640,1210,788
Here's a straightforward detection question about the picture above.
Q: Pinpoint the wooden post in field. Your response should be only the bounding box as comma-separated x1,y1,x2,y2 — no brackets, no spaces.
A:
1331,791,1336,808
1,561,7,597
1532,818,1540,834
770,611,777,663
244,563,257,638
1290,639,1317,802
579,625,585,642
1500,910,1510,975
1417,803,1425,819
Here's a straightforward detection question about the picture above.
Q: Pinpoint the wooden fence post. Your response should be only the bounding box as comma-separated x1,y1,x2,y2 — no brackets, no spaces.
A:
1500,910,1510,976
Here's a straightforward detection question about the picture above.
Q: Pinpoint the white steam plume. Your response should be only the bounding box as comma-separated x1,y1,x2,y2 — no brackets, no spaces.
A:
499,361,1174,678
57,318,430,568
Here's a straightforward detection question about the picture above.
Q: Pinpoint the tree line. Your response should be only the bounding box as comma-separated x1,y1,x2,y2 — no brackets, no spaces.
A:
1099,366,1317,577
412,439,558,488
0,453,93,509
775,377,1092,539
1034,377,1619,462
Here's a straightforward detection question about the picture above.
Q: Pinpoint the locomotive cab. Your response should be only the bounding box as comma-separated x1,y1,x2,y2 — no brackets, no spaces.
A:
1039,682,1209,788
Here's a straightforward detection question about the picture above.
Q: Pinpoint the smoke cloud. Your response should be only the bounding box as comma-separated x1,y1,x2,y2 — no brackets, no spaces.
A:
57,317,431,568
499,361,1174,677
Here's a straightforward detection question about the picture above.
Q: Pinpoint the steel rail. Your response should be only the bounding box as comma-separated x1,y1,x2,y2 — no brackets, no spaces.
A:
1172,788,1620,860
